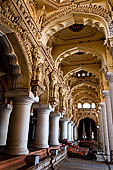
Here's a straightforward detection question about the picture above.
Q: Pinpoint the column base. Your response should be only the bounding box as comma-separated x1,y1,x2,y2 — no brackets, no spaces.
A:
5,147,29,155
34,144,49,148
107,155,110,162
103,154,110,162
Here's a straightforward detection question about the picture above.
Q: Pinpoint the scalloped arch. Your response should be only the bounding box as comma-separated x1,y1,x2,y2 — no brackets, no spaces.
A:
0,23,31,89
76,115,98,127
76,97,97,104
55,46,105,69
71,82,98,91
41,4,111,46
74,91,98,99
64,66,100,81
0,32,22,89
74,93,99,103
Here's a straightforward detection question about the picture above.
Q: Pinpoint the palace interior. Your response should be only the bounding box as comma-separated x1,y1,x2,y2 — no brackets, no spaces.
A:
0,0,113,169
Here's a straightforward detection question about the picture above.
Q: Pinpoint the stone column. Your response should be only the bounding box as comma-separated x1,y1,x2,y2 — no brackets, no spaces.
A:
67,121,72,141
0,104,12,145
49,112,60,146
34,104,52,148
103,90,113,157
101,113,105,151
100,103,110,157
6,91,36,155
106,72,113,121
73,125,78,141
71,122,74,141
98,109,105,151
59,117,68,140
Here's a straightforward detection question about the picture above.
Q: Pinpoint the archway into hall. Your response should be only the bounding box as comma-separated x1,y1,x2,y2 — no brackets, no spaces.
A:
78,117,97,141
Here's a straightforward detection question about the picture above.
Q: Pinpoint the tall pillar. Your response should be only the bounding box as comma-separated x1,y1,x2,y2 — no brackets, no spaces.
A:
103,91,113,157
67,121,72,141
73,125,78,141
106,72,113,120
0,104,12,145
59,117,68,140
6,91,36,155
49,112,60,146
100,103,110,157
98,109,105,151
34,104,52,148
71,122,74,141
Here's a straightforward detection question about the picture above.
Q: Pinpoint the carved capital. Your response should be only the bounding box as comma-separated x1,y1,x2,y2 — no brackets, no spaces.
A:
106,72,113,84
50,111,61,118
5,89,39,103
60,117,68,122
33,103,52,111
99,102,105,108
102,90,109,97
108,37,113,48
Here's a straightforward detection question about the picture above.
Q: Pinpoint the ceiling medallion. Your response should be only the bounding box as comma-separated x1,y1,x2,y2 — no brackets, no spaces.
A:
69,24,84,32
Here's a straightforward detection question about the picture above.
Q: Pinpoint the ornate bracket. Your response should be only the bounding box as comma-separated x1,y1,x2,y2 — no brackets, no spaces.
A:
31,80,45,97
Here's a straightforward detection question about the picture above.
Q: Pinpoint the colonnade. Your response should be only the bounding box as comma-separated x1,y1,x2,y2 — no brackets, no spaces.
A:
98,72,113,162
0,97,78,156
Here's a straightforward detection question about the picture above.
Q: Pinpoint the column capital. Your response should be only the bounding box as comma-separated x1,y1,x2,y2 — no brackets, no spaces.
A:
68,121,72,124
60,117,68,122
71,121,74,126
0,104,12,111
106,72,113,84
50,111,61,118
5,89,39,103
102,90,110,97
100,102,105,108
33,103,52,111
74,125,77,128
108,37,113,48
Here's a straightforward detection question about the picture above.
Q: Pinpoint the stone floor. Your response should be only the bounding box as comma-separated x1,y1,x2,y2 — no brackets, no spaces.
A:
57,158,112,170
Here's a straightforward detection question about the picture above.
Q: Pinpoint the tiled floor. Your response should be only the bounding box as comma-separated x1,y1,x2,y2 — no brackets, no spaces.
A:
57,158,111,170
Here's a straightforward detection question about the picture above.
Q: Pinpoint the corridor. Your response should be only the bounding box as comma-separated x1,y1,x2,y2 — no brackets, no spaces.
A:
57,158,112,170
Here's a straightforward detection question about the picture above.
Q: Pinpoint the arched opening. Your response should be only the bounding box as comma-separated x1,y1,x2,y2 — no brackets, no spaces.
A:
78,117,97,141
83,103,90,109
